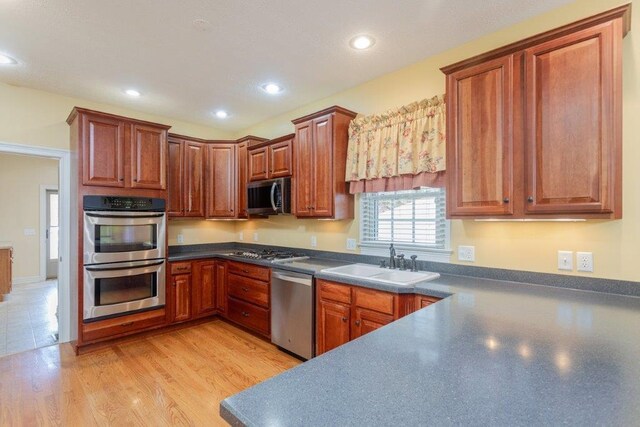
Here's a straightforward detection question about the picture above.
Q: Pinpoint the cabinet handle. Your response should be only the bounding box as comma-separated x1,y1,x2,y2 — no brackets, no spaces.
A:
527,196,534,203
503,197,509,203
133,178,138,182
355,320,361,326
242,311,250,317
342,317,347,322
242,269,249,273
119,178,124,182
120,321,134,327
241,287,249,292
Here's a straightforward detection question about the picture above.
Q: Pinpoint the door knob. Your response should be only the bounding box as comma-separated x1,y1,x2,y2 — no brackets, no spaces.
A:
503,197,509,203
341,317,347,322
527,196,534,203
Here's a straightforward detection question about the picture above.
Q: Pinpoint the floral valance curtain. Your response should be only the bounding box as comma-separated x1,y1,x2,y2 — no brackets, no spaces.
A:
345,95,446,194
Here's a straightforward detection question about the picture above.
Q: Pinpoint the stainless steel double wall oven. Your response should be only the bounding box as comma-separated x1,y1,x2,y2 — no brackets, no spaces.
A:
83,196,166,322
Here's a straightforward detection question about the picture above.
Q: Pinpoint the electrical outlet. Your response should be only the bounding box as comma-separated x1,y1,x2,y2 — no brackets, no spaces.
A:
310,235,317,247
253,232,259,242
23,228,36,236
458,246,475,262
558,251,573,271
577,252,593,272
177,234,184,244
346,238,357,251
238,231,244,241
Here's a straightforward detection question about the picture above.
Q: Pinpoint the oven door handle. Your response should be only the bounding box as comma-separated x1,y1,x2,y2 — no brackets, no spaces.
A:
85,212,165,219
85,260,165,272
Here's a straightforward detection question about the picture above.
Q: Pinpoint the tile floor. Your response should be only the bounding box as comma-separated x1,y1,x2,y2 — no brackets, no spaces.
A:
0,279,58,357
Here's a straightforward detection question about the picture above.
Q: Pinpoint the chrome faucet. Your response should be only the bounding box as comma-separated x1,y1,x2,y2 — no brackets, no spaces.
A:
389,244,396,269
397,254,406,270
410,255,418,272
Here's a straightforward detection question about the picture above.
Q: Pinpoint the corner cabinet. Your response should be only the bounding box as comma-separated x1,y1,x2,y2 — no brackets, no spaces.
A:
236,136,268,218
168,135,206,218
68,108,169,190
206,143,236,218
292,106,357,219
442,5,629,219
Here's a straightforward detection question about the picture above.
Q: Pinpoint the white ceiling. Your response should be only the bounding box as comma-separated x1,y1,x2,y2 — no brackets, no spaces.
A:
0,0,572,132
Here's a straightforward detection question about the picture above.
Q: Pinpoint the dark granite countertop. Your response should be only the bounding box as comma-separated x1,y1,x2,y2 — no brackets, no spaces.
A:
220,273,640,426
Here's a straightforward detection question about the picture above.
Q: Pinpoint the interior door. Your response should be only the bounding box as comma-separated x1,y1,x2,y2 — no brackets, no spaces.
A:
46,190,59,279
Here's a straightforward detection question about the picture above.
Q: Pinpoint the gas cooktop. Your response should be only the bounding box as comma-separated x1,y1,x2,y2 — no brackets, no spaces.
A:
229,250,309,263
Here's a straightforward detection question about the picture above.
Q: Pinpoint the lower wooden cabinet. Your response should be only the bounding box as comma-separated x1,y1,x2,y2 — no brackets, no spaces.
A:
82,308,166,343
169,259,227,324
0,247,12,302
225,261,271,337
316,279,421,355
193,260,217,318
416,295,442,309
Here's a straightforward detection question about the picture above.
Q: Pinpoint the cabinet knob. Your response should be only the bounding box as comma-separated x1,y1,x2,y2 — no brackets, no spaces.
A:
527,196,534,203
503,197,510,203
241,287,249,292
242,311,250,317
242,269,249,273
120,321,134,327
355,320,361,326
119,178,124,182
133,178,138,182
342,317,347,322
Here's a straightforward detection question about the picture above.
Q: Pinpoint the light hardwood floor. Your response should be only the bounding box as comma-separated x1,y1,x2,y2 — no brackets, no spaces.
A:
0,319,300,426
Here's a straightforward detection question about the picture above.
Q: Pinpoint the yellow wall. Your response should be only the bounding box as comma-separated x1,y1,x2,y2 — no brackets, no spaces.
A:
167,219,236,246
233,0,640,282
0,81,235,150
0,153,58,281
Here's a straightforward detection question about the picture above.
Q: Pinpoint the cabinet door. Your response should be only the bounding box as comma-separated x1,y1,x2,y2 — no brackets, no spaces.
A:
236,142,249,218
248,147,268,181
167,138,184,217
524,22,617,214
416,295,441,309
294,121,314,216
82,114,125,187
269,138,293,178
352,307,395,339
447,55,515,217
131,124,167,190
316,299,350,355
193,261,216,318
206,144,236,218
185,141,205,217
311,115,334,217
215,261,228,315
171,274,192,323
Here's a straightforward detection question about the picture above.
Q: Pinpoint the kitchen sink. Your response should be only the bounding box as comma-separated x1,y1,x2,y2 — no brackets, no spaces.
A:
320,263,440,286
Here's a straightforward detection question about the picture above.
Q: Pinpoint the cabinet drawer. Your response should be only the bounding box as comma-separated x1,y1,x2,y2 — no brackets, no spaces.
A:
170,262,191,275
353,287,395,315
82,308,166,342
317,280,351,304
227,297,270,336
227,261,270,282
416,295,442,309
228,273,269,308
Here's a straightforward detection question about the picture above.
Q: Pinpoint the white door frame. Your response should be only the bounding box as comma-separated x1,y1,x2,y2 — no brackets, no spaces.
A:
0,141,72,343
40,184,59,281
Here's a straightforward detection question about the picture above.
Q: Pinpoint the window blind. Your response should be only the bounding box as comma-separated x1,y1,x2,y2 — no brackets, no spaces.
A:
360,187,447,250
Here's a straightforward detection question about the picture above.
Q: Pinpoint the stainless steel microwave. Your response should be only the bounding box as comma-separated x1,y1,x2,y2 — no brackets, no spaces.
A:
247,177,291,215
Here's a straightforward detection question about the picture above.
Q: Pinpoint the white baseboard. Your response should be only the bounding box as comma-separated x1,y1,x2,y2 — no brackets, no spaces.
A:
12,275,46,285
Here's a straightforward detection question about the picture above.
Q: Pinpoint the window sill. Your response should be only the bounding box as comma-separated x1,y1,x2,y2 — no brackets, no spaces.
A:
359,244,452,263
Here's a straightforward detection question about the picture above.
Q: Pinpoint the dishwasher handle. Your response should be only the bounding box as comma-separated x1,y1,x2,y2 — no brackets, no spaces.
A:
272,271,312,286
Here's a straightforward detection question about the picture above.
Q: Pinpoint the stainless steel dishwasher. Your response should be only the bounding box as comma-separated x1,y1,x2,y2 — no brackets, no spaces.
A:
271,269,313,360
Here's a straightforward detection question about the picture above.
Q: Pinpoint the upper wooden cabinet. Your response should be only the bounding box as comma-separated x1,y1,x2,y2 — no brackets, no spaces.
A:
236,136,268,218
68,108,170,191
206,143,236,218
292,106,357,219
168,135,206,218
441,5,629,219
247,134,294,182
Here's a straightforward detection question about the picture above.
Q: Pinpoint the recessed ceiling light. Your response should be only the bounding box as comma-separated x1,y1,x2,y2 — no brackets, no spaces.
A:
0,53,17,65
124,89,141,97
261,83,283,95
349,35,375,50
215,110,228,119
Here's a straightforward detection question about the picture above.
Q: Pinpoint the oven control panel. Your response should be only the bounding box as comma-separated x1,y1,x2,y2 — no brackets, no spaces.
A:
83,195,166,212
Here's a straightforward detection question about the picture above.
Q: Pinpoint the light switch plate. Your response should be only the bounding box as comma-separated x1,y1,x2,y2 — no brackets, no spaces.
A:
253,232,259,242
176,234,184,244
238,231,244,241
346,238,357,251
458,246,475,262
23,228,36,236
558,251,573,271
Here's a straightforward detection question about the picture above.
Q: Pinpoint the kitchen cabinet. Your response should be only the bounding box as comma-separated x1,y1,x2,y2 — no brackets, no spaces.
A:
315,279,414,355
441,6,629,219
69,108,170,190
248,134,294,181
206,143,236,218
292,106,357,219
226,261,270,337
192,260,217,318
416,295,442,309
168,135,206,218
215,261,228,315
236,136,268,218
169,262,192,323
0,247,12,302
82,308,166,343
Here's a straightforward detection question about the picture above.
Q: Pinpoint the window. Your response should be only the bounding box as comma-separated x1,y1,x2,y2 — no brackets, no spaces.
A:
359,188,451,261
